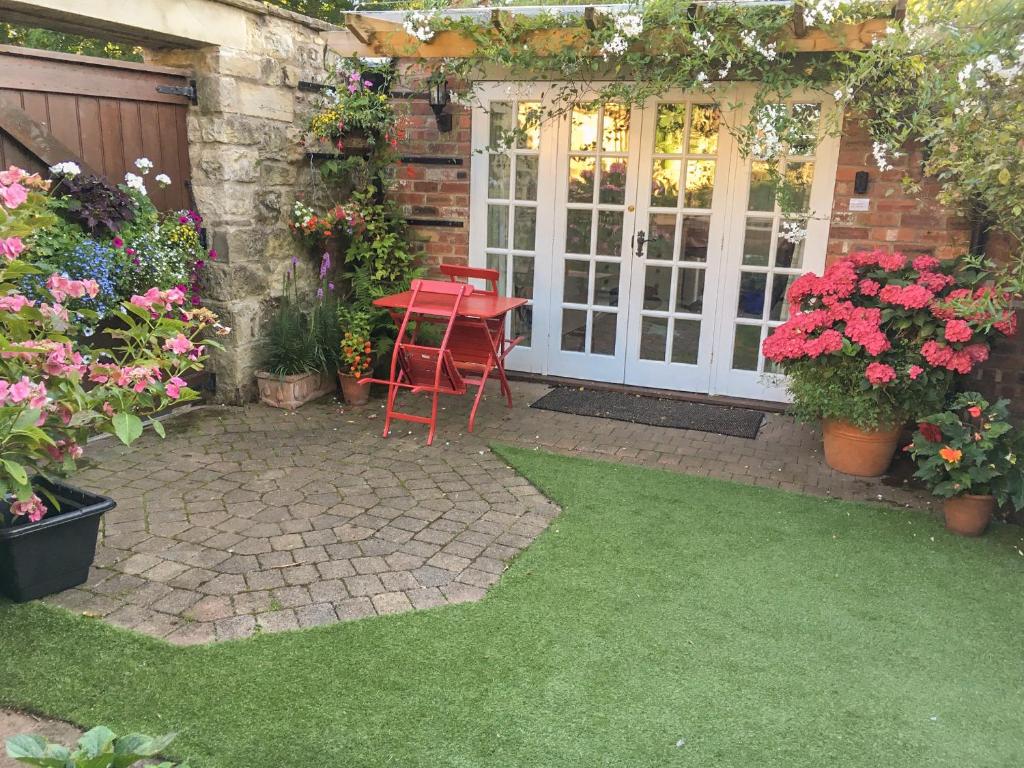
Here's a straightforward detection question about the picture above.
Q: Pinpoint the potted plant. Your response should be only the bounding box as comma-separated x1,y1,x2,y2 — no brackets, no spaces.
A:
307,58,399,155
337,307,373,406
906,393,1024,536
762,250,1017,476
0,166,224,602
255,261,335,409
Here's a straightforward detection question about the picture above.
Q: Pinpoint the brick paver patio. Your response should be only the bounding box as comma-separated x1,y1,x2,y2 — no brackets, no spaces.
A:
42,382,931,643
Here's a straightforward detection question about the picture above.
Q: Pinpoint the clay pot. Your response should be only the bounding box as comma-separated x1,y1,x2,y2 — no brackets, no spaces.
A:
821,419,903,477
338,373,370,406
255,370,334,410
942,494,995,537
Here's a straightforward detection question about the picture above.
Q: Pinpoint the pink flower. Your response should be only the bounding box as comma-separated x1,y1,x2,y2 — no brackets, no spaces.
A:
912,255,940,271
995,312,1017,336
916,271,954,292
943,319,973,343
0,182,28,209
0,166,24,186
803,329,844,358
112,237,124,248
878,283,934,310
0,294,32,312
209,249,218,261
921,339,953,368
908,365,924,380
865,362,897,386
11,494,46,523
877,252,907,271
0,237,24,261
163,333,194,355
165,376,187,399
858,278,880,296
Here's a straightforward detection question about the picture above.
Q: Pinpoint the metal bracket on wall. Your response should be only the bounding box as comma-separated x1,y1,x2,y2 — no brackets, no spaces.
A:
155,79,198,106
407,218,464,228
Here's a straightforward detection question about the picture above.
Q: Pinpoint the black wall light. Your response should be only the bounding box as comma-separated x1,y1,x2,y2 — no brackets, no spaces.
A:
428,78,453,133
854,170,870,194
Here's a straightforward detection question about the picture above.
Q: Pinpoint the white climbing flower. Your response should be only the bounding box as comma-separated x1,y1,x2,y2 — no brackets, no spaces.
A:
871,140,903,172
801,0,843,27
48,161,81,178
134,157,154,174
614,13,644,40
718,59,732,79
781,220,808,244
124,172,148,196
602,33,629,60
403,9,437,43
740,30,777,61
692,30,714,52
695,71,711,90
155,173,172,187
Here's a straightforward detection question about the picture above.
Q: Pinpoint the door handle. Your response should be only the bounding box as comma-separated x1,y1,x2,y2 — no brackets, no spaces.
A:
634,229,646,259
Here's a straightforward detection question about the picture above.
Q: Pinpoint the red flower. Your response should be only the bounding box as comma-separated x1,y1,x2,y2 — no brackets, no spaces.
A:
858,278,880,296
877,252,907,271
908,364,924,380
912,255,940,271
967,405,982,418
865,361,897,386
917,422,942,443
878,283,934,310
943,319,973,343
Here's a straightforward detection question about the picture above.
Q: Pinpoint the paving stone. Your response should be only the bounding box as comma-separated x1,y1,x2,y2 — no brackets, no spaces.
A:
295,603,338,628
380,571,419,592
165,621,216,645
308,579,349,603
271,586,312,609
406,587,448,610
214,614,257,641
440,582,487,604
256,609,299,633
282,564,320,586
411,565,455,588
334,597,375,621
316,559,356,580
199,573,247,596
352,556,387,575
185,595,234,622
344,574,385,597
245,569,286,591
372,591,413,615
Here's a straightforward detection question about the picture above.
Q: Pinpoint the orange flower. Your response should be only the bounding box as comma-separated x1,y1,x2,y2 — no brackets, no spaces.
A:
939,446,963,464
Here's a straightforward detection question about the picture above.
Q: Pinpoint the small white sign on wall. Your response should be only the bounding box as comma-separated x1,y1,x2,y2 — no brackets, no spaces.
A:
848,198,870,212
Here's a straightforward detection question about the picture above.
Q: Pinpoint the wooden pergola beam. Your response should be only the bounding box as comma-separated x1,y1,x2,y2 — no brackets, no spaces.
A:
326,17,890,58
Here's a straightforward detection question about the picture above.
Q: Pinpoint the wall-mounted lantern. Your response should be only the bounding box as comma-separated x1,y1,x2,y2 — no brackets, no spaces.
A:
428,77,453,133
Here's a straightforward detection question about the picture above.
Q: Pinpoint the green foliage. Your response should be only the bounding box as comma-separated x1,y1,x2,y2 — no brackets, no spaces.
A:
0,26,142,61
6,725,185,767
908,392,1024,508
258,274,321,377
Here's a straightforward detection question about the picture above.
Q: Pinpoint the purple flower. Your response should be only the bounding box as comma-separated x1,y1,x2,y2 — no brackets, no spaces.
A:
316,287,324,300
319,251,331,279
363,80,373,88
328,282,335,292
291,255,298,267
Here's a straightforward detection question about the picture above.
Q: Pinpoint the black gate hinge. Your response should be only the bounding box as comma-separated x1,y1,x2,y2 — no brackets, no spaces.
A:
156,79,198,105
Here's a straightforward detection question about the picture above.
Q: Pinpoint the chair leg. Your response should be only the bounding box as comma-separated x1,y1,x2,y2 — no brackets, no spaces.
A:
494,360,513,408
383,383,399,438
467,365,493,433
427,390,440,446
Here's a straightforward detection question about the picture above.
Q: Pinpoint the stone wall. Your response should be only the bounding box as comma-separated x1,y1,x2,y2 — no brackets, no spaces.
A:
146,6,336,403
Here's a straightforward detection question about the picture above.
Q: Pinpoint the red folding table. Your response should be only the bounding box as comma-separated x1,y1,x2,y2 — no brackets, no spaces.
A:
371,281,528,444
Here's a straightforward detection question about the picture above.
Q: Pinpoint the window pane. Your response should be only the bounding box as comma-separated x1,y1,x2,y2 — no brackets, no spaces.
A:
742,218,772,266
776,220,806,269
570,106,599,151
565,209,592,253
732,325,761,371
672,319,701,364
684,159,716,209
561,309,587,352
516,102,540,149
594,262,620,307
748,161,776,212
648,213,676,261
651,159,681,207
782,162,814,213
769,274,799,321
512,255,534,299
486,252,507,295
515,155,538,200
563,259,590,304
640,316,669,361
488,154,510,198
568,156,595,203
655,104,686,154
676,268,705,313
595,210,623,257
599,158,628,205
513,207,536,251
512,305,532,347
487,204,509,249
488,102,513,145
591,311,617,355
643,266,672,311
737,272,767,319
680,216,710,263
602,104,629,152
689,105,720,155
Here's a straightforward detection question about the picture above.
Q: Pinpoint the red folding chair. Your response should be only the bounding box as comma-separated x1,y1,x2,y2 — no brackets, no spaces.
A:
440,264,499,295
362,279,473,446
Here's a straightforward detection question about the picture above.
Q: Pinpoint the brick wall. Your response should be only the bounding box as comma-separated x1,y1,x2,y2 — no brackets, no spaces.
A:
391,100,471,271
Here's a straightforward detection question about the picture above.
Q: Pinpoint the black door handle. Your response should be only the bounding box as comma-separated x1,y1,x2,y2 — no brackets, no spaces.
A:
634,229,646,258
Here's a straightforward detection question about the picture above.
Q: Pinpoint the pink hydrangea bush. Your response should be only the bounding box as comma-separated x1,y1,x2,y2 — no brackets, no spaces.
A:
0,167,228,525
762,249,1017,429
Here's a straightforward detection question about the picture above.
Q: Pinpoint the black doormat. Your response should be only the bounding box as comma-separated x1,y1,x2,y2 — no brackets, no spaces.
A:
530,387,765,439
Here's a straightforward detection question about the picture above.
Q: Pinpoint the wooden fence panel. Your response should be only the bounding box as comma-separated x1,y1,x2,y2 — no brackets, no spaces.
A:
0,45,194,212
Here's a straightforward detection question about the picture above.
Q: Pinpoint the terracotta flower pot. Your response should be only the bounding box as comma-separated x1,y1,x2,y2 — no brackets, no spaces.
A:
821,419,903,477
256,370,335,410
338,372,370,406
943,493,995,537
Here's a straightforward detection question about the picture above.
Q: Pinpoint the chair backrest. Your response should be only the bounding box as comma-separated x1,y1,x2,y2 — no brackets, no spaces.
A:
396,344,465,393
389,279,471,395
440,264,499,296
406,278,474,317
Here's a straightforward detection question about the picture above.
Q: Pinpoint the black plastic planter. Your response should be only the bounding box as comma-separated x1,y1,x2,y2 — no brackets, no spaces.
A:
0,478,115,602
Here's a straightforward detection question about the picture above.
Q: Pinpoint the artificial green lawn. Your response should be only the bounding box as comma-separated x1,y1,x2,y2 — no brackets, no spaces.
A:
2,446,1024,767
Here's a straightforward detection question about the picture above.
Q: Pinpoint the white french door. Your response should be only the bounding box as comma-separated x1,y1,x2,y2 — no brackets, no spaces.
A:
469,83,840,402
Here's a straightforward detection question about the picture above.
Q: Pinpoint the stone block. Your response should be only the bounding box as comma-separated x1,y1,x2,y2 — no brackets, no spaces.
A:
197,146,260,183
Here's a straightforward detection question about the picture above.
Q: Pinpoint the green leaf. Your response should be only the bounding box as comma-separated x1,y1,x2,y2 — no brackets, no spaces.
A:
151,420,166,439
77,727,116,759
5,734,47,759
111,413,144,446
1,459,28,487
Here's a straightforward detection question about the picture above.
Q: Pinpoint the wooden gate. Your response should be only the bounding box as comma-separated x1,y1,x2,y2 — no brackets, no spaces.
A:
0,44,193,212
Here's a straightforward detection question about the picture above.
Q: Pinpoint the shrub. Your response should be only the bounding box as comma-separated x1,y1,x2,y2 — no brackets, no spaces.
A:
6,725,187,767
761,250,1016,429
906,392,1024,508
56,173,136,236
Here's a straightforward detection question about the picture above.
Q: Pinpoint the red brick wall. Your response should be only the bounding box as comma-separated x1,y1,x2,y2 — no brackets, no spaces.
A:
826,116,972,264
392,100,471,272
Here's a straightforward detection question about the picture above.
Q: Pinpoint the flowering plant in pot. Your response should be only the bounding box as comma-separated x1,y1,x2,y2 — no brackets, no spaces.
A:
906,392,1024,536
0,166,225,602
337,306,372,406
762,250,1017,476
308,58,399,155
